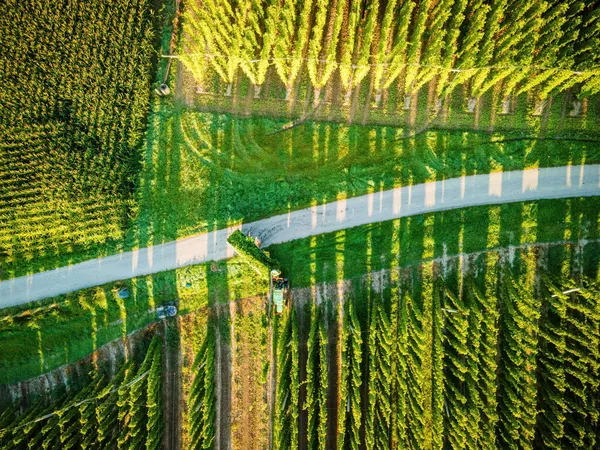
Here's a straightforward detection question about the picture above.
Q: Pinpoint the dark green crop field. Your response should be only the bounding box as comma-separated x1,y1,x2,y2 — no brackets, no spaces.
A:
0,0,158,278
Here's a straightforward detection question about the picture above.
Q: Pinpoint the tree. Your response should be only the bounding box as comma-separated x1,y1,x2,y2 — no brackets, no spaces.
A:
97,362,131,448
561,279,600,448
402,289,425,449
183,0,243,94
440,0,489,97
469,278,499,448
372,0,416,98
574,1,600,97
442,288,471,449
304,304,328,449
123,337,160,449
146,337,163,450
535,275,568,449
365,302,392,449
237,0,273,95
470,0,509,97
498,0,547,98
338,0,380,104
189,323,217,450
497,273,540,449
274,307,300,449
515,1,584,98
403,0,434,94
411,0,455,94
435,0,469,98
269,0,314,100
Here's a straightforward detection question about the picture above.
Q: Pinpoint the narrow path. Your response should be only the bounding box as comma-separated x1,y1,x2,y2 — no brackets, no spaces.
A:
1,165,598,308
162,318,182,450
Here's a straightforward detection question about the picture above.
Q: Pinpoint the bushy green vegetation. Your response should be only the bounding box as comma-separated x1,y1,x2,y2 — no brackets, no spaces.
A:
272,248,600,448
188,319,217,449
182,0,600,100
0,334,163,449
227,230,278,277
304,304,329,449
274,308,300,450
338,301,362,450
366,301,394,449
0,0,157,274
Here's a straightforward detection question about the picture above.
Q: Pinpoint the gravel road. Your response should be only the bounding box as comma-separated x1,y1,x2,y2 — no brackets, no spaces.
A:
1,164,598,308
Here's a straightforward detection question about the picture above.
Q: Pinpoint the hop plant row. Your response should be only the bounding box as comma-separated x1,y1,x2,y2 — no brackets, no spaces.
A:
0,335,163,449
271,262,599,448
182,0,600,102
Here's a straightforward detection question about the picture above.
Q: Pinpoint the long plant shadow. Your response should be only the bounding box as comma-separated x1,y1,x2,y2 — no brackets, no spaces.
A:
270,150,600,449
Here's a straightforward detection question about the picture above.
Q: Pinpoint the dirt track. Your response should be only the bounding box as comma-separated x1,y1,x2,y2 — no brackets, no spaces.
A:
162,319,182,450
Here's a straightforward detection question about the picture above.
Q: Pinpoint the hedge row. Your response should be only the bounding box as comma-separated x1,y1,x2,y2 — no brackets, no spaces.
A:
227,230,278,277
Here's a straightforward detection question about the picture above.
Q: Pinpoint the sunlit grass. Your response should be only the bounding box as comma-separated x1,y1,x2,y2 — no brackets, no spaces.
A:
269,196,600,288
0,256,266,384
126,105,599,259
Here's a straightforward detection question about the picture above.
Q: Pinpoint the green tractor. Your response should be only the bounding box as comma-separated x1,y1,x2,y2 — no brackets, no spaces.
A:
270,270,289,315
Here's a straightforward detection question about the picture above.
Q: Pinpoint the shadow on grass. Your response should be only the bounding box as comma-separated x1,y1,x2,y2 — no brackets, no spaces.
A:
6,105,600,282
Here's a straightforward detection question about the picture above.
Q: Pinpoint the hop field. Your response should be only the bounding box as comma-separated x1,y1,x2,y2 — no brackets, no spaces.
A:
270,246,600,450
183,0,600,98
180,0,600,131
0,0,157,274
1,0,600,449
0,334,163,449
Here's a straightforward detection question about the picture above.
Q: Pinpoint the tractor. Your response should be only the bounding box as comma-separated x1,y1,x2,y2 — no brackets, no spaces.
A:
270,270,289,315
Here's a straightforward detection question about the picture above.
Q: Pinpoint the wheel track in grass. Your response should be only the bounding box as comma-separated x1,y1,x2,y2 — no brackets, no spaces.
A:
1,164,599,309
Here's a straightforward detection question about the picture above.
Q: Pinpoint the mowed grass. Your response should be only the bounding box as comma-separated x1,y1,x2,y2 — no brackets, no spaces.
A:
269,196,600,287
2,195,598,385
0,256,265,384
132,98,600,248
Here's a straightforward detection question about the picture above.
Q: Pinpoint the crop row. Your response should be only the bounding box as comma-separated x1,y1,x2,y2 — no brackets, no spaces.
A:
188,320,217,450
268,260,599,448
0,335,163,450
182,0,600,102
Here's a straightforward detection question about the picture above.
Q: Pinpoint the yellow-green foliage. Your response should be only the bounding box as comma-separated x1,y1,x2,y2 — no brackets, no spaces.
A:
0,338,163,450
0,0,155,270
180,0,599,99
